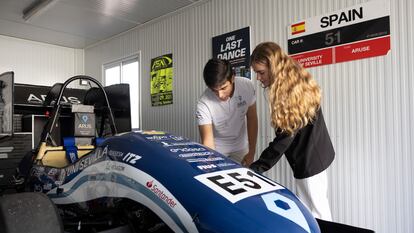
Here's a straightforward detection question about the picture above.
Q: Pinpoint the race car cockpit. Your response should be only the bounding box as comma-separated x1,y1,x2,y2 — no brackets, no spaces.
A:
33,76,118,168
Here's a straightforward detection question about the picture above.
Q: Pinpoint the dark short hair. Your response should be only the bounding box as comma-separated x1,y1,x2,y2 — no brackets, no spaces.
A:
203,58,234,88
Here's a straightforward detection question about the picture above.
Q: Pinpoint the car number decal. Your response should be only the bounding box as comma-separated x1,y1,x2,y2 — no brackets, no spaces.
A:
194,168,283,203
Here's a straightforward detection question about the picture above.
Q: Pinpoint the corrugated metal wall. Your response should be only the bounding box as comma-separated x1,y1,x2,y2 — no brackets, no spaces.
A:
0,34,84,85
84,0,414,232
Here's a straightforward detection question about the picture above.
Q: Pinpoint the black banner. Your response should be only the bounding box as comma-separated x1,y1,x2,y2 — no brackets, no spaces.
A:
212,27,251,78
14,84,84,106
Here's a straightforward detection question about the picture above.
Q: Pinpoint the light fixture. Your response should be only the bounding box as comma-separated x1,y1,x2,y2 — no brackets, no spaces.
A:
22,0,55,22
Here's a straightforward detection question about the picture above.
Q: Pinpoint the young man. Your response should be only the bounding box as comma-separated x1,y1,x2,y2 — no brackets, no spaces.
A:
196,58,258,166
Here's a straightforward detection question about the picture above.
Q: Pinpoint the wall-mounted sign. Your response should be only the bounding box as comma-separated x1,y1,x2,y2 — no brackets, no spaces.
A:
150,54,173,106
212,27,251,78
287,1,390,68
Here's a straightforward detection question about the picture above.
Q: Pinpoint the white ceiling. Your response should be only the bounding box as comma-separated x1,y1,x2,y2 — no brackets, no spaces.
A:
0,0,200,49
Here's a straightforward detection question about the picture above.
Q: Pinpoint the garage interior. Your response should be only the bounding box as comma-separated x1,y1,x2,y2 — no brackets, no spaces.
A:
0,0,412,233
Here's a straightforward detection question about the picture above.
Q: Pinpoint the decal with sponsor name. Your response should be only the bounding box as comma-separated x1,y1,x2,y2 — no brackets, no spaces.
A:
107,149,124,158
65,150,104,177
187,157,224,163
14,84,83,106
105,161,126,172
178,151,215,158
197,164,217,170
169,147,206,153
145,135,169,141
122,152,142,165
146,180,177,208
160,141,198,147
193,161,238,172
216,162,237,168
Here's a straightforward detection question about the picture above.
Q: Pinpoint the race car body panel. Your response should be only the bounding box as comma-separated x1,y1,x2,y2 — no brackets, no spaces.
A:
30,131,320,233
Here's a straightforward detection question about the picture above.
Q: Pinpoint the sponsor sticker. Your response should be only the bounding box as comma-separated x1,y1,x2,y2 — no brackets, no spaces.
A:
216,162,237,168
108,149,124,158
169,147,206,153
179,151,214,158
160,141,198,147
145,135,169,141
197,164,217,170
146,180,177,208
122,152,142,165
168,135,185,141
65,151,104,177
187,157,224,163
105,161,126,172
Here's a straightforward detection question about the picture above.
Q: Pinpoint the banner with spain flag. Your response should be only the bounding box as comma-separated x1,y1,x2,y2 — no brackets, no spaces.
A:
287,0,390,68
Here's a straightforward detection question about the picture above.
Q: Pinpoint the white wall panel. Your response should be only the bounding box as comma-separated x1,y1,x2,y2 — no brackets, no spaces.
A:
0,35,84,85
85,1,414,233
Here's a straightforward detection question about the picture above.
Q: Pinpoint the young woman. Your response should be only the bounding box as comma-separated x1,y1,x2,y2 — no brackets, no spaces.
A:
249,42,335,220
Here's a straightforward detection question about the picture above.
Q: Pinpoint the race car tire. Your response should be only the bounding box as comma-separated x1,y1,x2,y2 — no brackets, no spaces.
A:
0,192,63,233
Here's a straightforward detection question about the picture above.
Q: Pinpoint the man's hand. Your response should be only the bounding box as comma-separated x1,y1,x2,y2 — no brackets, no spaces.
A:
241,152,254,167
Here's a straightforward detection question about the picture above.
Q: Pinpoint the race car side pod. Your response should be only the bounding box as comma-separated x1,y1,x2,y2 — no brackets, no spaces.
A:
316,218,375,233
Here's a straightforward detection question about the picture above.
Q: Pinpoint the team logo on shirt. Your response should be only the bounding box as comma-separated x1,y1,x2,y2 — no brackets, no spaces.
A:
237,95,247,108
196,110,203,120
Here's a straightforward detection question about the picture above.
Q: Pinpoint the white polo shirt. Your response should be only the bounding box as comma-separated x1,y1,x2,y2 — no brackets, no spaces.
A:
196,77,256,155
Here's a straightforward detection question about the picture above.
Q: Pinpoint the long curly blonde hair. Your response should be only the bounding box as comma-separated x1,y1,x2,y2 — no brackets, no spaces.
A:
251,42,321,135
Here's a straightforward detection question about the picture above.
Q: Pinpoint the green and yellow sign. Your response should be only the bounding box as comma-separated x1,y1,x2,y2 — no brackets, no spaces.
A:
150,53,173,106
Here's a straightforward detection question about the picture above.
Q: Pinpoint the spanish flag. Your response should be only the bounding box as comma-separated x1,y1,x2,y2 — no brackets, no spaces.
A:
291,22,305,35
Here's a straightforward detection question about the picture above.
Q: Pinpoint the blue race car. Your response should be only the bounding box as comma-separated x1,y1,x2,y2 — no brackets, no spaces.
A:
2,76,320,233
